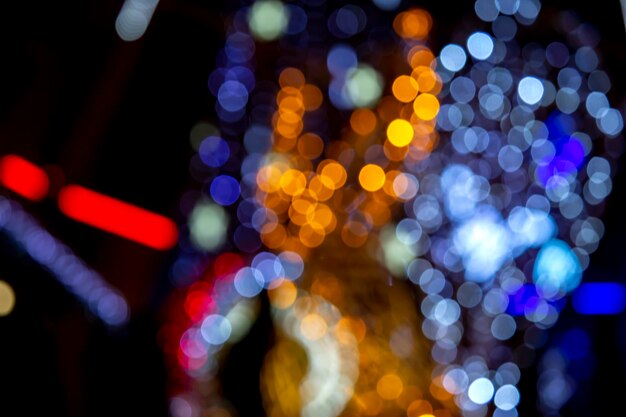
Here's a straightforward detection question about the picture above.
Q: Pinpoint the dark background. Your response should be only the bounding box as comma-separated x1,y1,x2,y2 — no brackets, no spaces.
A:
0,1,624,416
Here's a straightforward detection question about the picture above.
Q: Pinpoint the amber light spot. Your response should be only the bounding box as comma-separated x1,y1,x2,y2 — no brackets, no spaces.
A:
359,164,386,192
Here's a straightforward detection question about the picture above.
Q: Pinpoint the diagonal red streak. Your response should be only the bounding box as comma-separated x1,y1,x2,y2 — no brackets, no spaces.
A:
0,155,50,201
58,185,178,250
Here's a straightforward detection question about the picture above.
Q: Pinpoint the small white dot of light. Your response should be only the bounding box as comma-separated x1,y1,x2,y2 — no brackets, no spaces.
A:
440,44,468,72
201,314,232,345
467,32,494,60
468,377,495,405
115,0,159,42
517,76,544,105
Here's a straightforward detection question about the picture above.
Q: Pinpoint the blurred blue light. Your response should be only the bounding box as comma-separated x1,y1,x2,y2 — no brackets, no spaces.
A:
507,284,565,316
244,125,273,154
467,32,494,60
217,80,249,112
199,136,230,167
224,32,255,63
285,5,307,35
326,44,358,77
234,267,264,298
372,0,401,10
210,175,241,206
559,328,591,360
440,44,467,72
278,251,304,280
572,282,626,315
533,239,582,298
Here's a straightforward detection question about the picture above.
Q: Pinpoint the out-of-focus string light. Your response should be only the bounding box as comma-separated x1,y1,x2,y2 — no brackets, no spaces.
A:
0,197,129,326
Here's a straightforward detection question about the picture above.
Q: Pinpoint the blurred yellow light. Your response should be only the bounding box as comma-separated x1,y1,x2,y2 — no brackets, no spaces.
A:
0,280,15,316
359,164,386,192
280,169,307,196
413,93,440,121
387,119,414,147
299,223,326,248
268,280,298,309
308,176,334,201
392,75,420,103
300,313,327,340
319,161,347,190
377,374,404,400
257,164,284,193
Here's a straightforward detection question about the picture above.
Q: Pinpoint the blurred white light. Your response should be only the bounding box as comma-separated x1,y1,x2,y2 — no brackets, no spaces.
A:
494,384,520,410
115,0,159,42
454,212,511,282
468,377,495,404
440,44,467,72
467,32,494,60
517,76,544,105
201,314,232,345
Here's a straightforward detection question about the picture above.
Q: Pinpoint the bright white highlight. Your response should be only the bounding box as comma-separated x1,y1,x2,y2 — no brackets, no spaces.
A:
115,0,159,41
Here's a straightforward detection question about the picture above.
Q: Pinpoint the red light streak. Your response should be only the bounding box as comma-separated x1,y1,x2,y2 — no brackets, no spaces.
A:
58,185,178,250
0,155,50,201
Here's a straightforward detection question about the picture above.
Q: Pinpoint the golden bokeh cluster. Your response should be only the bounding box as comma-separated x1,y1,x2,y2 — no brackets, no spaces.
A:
255,10,440,262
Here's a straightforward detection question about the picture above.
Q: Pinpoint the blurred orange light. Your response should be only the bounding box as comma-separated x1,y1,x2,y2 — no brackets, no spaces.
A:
359,164,386,192
392,75,420,103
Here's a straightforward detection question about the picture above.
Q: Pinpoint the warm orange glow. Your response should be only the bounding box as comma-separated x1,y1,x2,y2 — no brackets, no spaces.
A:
280,169,307,196
393,9,432,40
297,133,324,160
392,75,420,103
319,161,347,190
301,84,323,111
350,108,378,135
359,164,386,192
377,374,404,400
413,93,440,121
268,280,298,309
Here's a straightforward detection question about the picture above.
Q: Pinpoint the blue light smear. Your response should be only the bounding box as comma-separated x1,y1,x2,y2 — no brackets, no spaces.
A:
572,282,626,315
507,284,565,316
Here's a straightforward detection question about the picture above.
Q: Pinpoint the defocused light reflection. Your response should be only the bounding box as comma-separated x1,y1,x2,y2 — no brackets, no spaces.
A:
161,1,625,416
